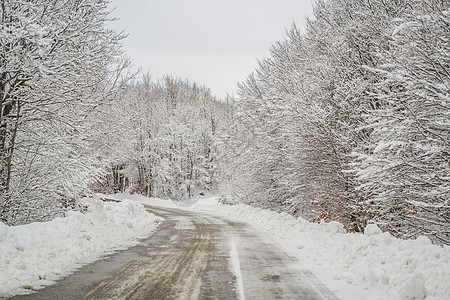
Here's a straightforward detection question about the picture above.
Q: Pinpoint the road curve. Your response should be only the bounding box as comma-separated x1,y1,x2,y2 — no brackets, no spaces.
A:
10,205,338,300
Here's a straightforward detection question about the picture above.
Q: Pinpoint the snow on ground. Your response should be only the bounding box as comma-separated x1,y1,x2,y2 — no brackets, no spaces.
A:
0,199,162,298
125,194,449,300
99,192,178,208
189,196,450,300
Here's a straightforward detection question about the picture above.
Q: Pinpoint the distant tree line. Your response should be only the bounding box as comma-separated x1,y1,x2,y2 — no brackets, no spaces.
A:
221,0,449,244
97,75,230,200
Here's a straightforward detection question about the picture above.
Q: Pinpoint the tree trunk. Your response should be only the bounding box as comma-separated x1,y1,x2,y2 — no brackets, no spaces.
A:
5,101,20,193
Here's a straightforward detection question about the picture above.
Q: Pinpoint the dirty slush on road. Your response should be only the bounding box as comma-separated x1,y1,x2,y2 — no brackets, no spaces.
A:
83,207,239,300
11,206,336,300
11,206,238,300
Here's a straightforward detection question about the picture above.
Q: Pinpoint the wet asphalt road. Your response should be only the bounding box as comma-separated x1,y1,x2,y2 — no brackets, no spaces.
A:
10,205,338,300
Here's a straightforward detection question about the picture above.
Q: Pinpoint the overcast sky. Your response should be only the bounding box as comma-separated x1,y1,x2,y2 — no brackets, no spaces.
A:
107,0,314,98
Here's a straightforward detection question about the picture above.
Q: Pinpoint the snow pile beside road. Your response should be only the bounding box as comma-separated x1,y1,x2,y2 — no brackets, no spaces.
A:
101,192,178,208
0,200,163,298
191,197,450,300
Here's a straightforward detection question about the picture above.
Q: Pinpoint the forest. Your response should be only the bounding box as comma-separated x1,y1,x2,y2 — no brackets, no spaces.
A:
1,0,448,245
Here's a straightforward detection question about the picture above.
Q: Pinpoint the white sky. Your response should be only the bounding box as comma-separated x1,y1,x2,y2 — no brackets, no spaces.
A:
107,0,314,98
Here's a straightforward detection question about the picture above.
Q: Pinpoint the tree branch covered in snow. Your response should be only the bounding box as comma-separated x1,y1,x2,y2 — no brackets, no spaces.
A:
0,0,128,225
221,0,449,244
95,75,231,201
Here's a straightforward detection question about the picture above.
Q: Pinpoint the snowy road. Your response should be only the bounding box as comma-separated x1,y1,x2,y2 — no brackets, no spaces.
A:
11,205,338,300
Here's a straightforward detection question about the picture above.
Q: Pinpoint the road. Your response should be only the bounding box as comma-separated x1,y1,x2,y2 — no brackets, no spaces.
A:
11,205,338,300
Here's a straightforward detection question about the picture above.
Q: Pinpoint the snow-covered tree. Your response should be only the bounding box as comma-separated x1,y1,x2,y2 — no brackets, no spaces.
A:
352,0,450,243
0,0,127,224
99,76,228,201
221,0,449,244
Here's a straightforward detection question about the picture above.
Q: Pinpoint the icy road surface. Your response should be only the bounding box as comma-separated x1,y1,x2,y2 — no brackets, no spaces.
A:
11,205,338,300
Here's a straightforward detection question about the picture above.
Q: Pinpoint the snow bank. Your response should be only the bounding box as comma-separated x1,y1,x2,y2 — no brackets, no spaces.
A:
0,200,163,298
191,196,450,300
100,192,178,208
